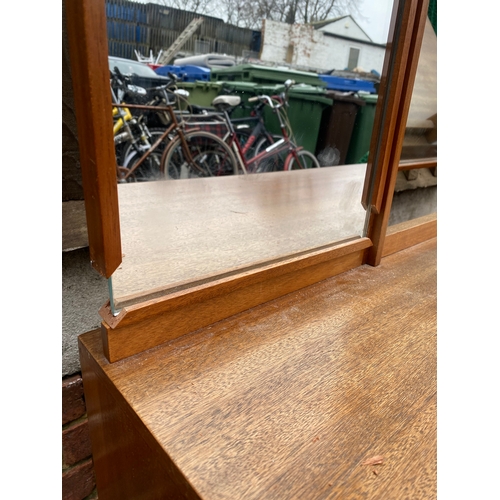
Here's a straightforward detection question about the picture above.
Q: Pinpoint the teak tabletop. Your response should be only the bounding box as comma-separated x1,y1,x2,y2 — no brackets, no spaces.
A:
79,238,437,499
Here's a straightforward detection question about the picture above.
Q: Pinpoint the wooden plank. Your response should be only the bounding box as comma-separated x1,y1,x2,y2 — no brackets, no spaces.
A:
101,238,371,362
383,213,437,257
398,158,437,171
65,0,122,278
62,201,89,251
79,237,437,499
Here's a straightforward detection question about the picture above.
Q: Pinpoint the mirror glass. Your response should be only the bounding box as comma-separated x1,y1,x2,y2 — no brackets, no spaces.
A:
106,0,394,311
389,14,437,227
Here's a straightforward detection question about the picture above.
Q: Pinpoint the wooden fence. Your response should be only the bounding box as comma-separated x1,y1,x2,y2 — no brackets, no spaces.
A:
105,0,260,60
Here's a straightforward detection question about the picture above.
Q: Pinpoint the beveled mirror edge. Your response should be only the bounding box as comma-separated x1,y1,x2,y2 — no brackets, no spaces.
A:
101,237,373,362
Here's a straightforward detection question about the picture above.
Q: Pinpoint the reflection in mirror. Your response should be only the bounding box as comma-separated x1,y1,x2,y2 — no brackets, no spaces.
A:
105,0,394,310
389,15,437,226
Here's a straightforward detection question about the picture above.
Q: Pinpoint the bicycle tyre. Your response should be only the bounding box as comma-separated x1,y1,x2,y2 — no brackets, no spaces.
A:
229,129,277,174
120,127,172,166
121,128,174,182
253,135,287,173
122,149,163,182
161,130,238,180
234,128,268,160
284,149,321,171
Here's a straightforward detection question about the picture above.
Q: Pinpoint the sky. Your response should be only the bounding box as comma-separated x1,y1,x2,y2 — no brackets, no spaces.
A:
355,0,394,44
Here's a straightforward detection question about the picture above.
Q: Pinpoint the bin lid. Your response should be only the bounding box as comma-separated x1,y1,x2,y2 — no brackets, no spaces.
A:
176,81,223,90
319,75,376,93
155,65,181,76
179,65,211,74
212,64,326,86
218,81,259,92
213,64,319,76
358,93,378,104
254,83,332,105
324,90,366,106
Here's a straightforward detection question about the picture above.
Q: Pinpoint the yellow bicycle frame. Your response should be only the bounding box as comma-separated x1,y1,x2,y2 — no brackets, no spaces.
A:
113,105,133,135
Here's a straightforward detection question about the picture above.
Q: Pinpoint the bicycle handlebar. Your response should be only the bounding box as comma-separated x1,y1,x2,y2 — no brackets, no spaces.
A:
247,79,296,110
110,66,177,93
248,94,282,109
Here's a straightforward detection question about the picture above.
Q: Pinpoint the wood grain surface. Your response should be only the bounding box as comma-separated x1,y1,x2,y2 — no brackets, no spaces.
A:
383,213,436,257
65,0,122,278
80,237,437,499
398,158,437,171
62,200,88,251
112,165,368,308
101,239,370,362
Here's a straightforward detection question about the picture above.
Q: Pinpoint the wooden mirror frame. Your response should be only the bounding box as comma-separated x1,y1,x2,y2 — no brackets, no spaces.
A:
65,0,434,362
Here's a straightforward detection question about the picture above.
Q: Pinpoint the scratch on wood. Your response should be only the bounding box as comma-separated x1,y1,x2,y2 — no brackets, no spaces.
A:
362,455,384,466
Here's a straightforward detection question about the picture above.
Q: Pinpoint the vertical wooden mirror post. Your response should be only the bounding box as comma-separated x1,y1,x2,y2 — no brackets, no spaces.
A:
363,0,431,266
65,0,122,278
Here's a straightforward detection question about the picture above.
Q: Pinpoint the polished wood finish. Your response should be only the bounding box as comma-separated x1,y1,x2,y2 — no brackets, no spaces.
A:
80,238,437,499
383,213,437,257
398,158,437,171
65,0,122,278
80,344,201,499
365,0,430,266
101,238,371,362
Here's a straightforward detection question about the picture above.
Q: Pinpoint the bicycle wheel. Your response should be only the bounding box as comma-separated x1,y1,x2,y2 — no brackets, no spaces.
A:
234,128,265,160
122,149,163,182
120,128,172,182
253,136,287,173
285,150,321,171
161,130,238,180
120,127,171,165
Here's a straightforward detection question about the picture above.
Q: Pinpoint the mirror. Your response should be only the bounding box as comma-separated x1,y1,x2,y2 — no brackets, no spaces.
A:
389,15,437,226
103,0,395,311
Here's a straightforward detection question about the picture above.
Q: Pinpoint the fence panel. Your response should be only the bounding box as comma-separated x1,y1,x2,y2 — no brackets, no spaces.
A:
106,0,258,60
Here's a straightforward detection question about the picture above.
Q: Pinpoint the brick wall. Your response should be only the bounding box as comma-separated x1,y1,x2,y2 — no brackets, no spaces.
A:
62,374,98,500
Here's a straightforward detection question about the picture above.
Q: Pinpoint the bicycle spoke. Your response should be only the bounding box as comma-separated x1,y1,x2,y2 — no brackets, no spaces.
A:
162,131,237,180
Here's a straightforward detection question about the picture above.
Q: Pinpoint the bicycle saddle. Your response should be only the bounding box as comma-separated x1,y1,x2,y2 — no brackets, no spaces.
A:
212,95,241,110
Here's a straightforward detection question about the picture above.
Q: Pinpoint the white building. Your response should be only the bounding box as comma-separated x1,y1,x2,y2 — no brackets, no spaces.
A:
260,15,386,74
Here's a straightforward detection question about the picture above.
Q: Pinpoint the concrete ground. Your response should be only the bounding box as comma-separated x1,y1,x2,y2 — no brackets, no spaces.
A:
62,248,107,377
